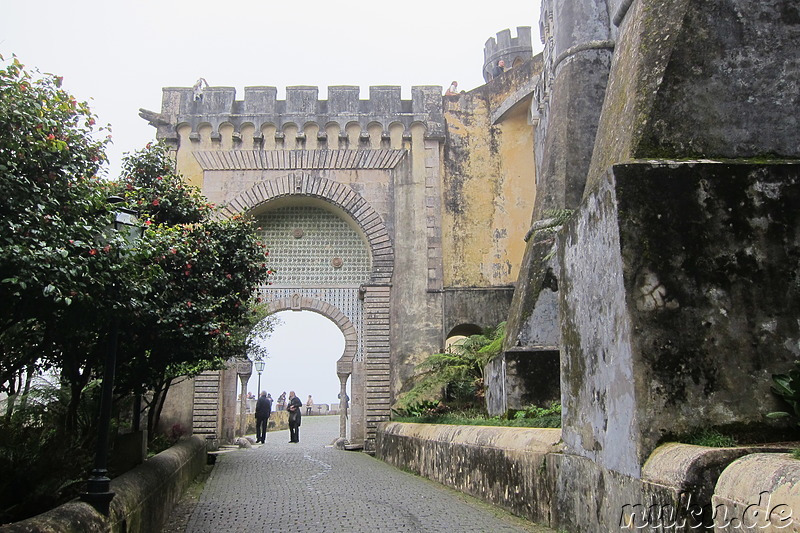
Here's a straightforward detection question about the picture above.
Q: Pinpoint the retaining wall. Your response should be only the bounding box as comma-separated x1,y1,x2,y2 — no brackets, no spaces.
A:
376,422,800,531
375,422,562,523
0,435,207,533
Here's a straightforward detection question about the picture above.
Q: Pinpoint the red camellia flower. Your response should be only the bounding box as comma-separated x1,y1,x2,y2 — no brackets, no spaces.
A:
144,220,152,226
186,301,192,307
89,249,97,255
152,198,160,206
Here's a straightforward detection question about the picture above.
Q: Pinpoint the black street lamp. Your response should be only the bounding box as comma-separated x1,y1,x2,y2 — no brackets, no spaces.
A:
254,355,265,394
80,197,143,515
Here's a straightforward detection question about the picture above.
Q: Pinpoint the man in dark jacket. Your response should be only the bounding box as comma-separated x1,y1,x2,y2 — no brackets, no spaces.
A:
254,391,272,444
287,391,302,443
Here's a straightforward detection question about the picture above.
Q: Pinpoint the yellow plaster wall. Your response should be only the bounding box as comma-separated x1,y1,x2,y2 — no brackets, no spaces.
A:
441,95,535,288
175,125,204,189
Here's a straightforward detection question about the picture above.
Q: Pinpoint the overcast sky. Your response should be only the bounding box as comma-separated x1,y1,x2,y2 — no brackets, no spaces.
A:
2,0,543,405
249,310,345,405
2,0,543,178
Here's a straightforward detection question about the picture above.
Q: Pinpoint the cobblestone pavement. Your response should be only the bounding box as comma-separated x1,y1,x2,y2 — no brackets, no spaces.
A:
184,415,555,533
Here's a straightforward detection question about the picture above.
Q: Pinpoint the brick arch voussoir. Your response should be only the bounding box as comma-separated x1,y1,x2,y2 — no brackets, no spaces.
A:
266,296,357,373
220,172,393,283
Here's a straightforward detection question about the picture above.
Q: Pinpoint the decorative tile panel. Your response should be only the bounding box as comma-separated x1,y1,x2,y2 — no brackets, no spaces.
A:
255,206,371,286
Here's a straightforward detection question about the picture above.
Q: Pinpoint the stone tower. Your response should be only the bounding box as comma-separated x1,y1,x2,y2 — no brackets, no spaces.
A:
482,26,534,82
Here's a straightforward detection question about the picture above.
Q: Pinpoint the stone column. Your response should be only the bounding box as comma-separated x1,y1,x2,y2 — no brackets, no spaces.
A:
337,373,349,440
235,359,252,437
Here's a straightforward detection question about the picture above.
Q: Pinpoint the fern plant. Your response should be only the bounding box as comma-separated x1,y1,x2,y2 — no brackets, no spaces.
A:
394,323,506,413
767,361,800,426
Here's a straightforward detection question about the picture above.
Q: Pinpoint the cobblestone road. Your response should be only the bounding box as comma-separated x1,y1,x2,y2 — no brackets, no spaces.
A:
185,415,554,533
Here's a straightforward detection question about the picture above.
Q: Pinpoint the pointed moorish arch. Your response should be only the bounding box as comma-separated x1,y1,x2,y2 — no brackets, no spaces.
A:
265,295,358,440
218,172,393,284
220,172,394,448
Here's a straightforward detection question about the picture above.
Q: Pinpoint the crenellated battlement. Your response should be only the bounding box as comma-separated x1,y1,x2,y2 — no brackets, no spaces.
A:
482,27,533,82
140,84,446,146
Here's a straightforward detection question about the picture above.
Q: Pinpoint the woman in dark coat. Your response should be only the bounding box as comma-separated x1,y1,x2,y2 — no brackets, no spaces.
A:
286,391,302,443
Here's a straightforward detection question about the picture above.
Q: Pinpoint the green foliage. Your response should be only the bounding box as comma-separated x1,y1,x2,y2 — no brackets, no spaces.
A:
106,141,275,437
0,57,276,521
538,209,573,233
118,141,213,226
683,429,738,448
394,323,506,413
392,404,562,428
767,361,800,426
392,400,445,418
0,376,95,524
0,54,114,401
507,402,562,427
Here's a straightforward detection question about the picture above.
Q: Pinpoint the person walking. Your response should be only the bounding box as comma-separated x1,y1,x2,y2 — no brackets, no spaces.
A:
306,395,313,415
254,391,272,444
286,391,302,443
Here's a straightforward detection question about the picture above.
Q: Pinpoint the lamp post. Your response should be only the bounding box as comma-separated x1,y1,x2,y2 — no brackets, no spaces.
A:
81,197,143,516
254,355,265,394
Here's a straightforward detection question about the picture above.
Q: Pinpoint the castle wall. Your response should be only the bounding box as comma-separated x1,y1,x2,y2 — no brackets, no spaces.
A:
143,34,542,442
441,58,538,290
389,127,444,420
145,85,452,449
585,0,800,198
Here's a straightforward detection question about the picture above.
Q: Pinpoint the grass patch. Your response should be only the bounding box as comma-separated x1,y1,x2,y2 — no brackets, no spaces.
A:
393,404,561,428
683,429,737,448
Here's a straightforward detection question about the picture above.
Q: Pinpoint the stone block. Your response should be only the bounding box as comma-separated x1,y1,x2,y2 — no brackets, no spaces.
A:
328,86,360,115
713,453,800,532
369,86,401,115
244,86,277,114
559,162,800,477
286,86,319,114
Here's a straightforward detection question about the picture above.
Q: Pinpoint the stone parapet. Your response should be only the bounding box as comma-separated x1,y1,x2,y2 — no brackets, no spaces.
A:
713,453,800,532
376,423,800,531
376,422,561,522
0,436,207,533
140,85,446,144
